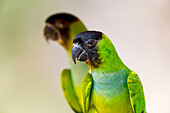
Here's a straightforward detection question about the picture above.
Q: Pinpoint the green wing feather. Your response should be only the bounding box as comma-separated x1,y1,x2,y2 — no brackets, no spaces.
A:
127,71,146,113
61,69,82,112
81,72,93,113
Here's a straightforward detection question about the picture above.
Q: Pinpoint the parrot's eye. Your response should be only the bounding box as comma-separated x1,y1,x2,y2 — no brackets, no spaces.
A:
87,40,95,47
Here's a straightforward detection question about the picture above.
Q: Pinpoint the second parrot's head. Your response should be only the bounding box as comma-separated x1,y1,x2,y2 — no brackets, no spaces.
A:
71,31,115,68
44,13,86,50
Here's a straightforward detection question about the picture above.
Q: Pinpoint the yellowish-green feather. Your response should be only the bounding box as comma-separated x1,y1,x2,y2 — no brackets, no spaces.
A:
127,71,146,113
61,69,82,112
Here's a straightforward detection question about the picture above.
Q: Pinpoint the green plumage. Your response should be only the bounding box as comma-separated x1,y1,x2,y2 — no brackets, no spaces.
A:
127,71,145,113
71,31,146,113
61,69,82,112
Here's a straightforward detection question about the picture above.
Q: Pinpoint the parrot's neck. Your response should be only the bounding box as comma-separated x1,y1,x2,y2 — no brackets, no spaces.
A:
91,34,128,74
91,52,127,74
64,21,87,52
90,51,129,83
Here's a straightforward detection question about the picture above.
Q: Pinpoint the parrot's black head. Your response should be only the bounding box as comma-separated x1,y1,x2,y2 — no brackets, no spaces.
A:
71,31,102,66
44,13,79,47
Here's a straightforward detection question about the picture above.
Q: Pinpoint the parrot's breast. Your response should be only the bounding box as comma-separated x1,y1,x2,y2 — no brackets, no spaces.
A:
69,57,89,103
91,69,133,113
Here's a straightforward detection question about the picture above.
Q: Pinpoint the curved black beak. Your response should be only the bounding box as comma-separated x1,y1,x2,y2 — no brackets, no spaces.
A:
71,44,88,64
44,24,60,43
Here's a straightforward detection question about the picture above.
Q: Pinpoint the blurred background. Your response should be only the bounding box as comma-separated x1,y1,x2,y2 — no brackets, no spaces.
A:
0,0,170,113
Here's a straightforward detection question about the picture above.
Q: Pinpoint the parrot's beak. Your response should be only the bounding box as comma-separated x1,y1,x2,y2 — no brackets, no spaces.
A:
44,23,60,43
71,44,88,64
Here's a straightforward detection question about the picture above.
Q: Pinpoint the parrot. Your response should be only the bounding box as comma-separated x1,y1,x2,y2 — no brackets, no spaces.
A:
71,31,146,113
44,13,89,112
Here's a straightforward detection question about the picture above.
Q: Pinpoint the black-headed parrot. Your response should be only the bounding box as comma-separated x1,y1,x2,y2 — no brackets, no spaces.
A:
71,31,146,113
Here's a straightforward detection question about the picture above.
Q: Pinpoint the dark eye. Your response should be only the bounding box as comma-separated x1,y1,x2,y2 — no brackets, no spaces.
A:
88,40,95,47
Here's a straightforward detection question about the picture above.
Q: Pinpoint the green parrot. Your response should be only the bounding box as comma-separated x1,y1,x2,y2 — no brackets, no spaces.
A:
44,13,89,112
71,31,146,113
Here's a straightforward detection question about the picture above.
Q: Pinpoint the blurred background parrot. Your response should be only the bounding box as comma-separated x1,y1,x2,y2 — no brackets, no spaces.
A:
44,13,89,112
71,31,146,113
